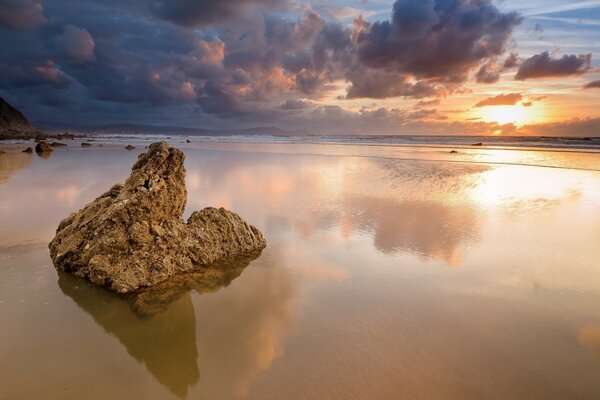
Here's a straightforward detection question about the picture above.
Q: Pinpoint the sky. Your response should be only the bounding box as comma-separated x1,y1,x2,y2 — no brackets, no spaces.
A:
0,0,599,135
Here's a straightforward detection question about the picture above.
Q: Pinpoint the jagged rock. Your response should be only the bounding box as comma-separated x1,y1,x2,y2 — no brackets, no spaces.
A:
35,142,53,153
49,141,266,293
23,147,33,153
125,145,135,150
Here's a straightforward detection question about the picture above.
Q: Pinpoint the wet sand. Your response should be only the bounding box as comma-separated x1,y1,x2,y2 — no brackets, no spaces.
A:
1,140,600,399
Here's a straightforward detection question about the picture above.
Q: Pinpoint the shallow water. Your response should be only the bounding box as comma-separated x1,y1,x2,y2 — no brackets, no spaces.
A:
1,140,600,399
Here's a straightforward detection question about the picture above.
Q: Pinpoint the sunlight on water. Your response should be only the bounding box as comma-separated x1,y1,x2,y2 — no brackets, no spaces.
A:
1,140,600,399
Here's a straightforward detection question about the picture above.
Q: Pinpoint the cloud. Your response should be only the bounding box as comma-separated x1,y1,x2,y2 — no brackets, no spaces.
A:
0,0,46,29
0,60,69,89
475,93,522,107
355,0,522,83
53,25,95,63
515,51,592,80
149,0,287,27
415,99,440,108
406,108,438,120
520,117,600,137
345,71,441,99
476,63,501,84
182,39,225,79
279,99,310,110
583,80,600,89
503,52,520,69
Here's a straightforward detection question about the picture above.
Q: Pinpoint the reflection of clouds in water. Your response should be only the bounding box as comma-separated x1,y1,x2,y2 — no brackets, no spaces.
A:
0,150,135,243
193,248,298,398
0,151,32,184
185,152,486,265
342,198,479,265
579,327,600,361
55,184,83,206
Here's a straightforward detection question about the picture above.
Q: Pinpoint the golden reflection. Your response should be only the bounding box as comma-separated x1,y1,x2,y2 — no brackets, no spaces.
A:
190,247,297,398
579,327,600,361
469,166,590,208
0,151,32,184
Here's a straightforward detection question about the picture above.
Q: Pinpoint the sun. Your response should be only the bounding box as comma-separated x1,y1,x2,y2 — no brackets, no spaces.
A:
479,105,529,125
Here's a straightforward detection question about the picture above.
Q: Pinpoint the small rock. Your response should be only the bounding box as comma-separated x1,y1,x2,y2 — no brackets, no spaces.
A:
23,147,33,153
81,142,92,147
471,142,483,146
125,145,135,150
450,150,458,154
186,139,191,143
50,142,67,147
35,142,53,153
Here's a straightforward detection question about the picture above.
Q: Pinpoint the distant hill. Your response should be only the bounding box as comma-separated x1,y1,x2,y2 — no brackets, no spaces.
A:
0,97,38,139
37,121,300,136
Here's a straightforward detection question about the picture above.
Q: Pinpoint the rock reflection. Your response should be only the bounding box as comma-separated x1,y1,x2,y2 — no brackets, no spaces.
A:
36,150,52,159
0,151,32,184
129,251,263,318
57,253,259,398
344,198,480,265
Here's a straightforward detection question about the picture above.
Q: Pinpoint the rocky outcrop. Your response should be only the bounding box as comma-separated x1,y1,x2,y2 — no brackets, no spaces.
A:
35,142,53,153
0,97,37,139
49,141,266,293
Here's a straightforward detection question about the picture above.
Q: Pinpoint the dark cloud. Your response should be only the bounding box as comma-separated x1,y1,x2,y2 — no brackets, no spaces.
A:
345,71,441,99
355,0,522,82
583,80,600,89
181,39,225,79
0,61,70,89
53,25,95,63
0,0,46,29
515,52,592,80
475,93,522,107
279,99,310,110
149,0,286,27
503,52,520,69
476,63,500,83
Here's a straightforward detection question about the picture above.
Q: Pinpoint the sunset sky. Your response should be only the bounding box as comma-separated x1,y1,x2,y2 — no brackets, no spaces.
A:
1,0,599,135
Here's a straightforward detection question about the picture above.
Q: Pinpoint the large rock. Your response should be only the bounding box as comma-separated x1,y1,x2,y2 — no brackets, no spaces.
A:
49,141,266,293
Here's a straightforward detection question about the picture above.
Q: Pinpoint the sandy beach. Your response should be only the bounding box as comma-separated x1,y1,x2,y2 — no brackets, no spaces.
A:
1,138,600,399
